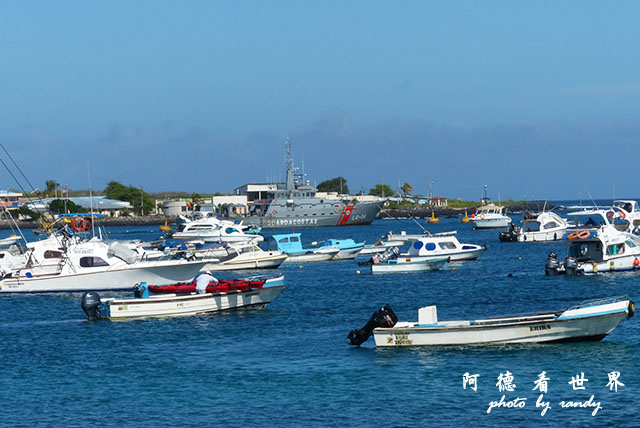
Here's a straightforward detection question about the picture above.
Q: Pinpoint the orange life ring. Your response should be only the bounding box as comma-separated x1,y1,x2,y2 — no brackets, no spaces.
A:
577,231,590,239
72,217,86,232
273,199,279,204
567,232,579,240
607,210,615,219
619,211,626,220
479,214,485,220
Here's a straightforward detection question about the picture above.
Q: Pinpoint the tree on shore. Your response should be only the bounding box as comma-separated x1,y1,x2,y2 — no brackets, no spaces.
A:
400,182,413,197
104,181,155,215
368,184,394,198
45,180,59,197
317,177,349,194
48,199,84,215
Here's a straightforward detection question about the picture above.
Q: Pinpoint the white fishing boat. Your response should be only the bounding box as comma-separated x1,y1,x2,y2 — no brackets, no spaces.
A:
0,238,206,293
370,256,448,273
203,243,288,271
81,274,285,320
347,296,634,347
500,211,573,242
611,200,640,234
268,233,339,262
545,209,640,275
471,203,512,229
172,216,263,243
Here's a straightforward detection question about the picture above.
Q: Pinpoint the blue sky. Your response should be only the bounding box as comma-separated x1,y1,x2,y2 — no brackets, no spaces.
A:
2,1,639,200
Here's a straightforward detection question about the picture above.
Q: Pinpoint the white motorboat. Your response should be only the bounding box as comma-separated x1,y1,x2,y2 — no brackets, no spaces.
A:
0,238,206,293
347,296,634,347
370,256,449,273
203,243,288,271
81,274,285,320
471,203,512,229
611,200,640,233
172,216,263,243
500,211,573,242
402,231,485,261
545,209,640,275
268,233,339,262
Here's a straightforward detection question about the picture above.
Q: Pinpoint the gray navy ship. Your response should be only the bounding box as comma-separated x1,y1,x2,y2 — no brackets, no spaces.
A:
226,139,384,229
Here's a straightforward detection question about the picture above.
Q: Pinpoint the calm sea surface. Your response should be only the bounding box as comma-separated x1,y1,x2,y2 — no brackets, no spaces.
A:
1,212,638,427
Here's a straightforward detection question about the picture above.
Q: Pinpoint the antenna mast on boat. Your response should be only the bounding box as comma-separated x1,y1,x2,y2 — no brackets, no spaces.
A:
87,159,98,239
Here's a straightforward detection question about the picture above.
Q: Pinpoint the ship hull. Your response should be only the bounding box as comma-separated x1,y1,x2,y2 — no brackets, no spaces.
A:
227,201,383,229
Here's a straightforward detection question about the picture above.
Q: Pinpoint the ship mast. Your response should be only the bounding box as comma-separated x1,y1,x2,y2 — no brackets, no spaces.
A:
285,137,295,192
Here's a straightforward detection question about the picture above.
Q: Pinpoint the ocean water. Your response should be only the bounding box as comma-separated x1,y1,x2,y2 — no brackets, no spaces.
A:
1,215,639,427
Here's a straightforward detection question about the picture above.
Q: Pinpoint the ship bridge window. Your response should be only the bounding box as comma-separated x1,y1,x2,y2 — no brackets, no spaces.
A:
438,242,457,250
625,240,638,248
225,228,239,234
80,257,109,268
606,243,625,256
425,242,437,251
278,237,289,244
543,222,558,230
290,236,300,243
44,250,63,259
413,241,424,250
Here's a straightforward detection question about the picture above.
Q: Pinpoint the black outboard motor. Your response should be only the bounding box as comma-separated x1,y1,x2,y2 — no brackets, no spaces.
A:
563,257,579,275
347,304,398,346
358,246,400,266
499,223,519,242
545,252,561,276
81,292,102,321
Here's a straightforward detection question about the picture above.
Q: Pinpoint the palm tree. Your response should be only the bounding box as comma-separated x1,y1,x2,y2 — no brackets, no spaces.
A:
45,180,59,197
400,182,413,198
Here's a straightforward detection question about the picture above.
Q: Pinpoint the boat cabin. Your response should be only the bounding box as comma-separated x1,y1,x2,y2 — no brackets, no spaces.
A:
476,203,505,215
268,233,305,253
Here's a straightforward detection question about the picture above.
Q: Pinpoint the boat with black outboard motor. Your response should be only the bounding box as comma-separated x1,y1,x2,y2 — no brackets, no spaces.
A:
348,295,634,347
81,274,285,320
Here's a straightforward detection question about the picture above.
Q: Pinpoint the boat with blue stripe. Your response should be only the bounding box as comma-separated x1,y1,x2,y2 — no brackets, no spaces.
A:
348,295,634,347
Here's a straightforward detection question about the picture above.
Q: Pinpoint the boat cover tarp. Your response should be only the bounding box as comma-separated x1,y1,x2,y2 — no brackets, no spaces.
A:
148,279,265,294
107,242,139,264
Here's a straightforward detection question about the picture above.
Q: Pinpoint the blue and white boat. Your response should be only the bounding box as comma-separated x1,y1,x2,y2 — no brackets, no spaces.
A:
348,295,635,346
268,233,339,262
315,238,364,260
386,231,485,261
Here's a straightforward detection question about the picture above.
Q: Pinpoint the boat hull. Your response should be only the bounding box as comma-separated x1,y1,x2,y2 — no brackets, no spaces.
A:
472,218,511,229
0,261,206,293
203,254,287,271
371,257,448,273
578,254,640,274
100,285,285,319
518,229,567,242
282,251,337,263
374,312,628,346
